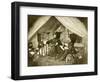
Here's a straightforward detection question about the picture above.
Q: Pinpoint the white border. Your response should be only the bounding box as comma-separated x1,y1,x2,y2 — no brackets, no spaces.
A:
20,6,95,76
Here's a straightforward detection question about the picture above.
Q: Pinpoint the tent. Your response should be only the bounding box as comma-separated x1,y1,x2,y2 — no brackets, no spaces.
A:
28,16,87,48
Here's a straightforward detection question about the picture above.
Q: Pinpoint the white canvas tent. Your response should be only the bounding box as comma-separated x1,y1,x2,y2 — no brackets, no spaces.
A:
28,16,87,41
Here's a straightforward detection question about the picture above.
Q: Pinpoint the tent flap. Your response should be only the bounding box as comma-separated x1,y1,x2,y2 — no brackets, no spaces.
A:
28,16,51,40
55,16,87,37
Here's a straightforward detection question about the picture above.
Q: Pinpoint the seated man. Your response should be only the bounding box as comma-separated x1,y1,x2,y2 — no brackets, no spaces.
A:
46,32,62,58
60,33,78,61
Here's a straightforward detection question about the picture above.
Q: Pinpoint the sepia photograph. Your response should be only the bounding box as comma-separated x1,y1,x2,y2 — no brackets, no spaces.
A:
28,15,88,66
11,2,97,80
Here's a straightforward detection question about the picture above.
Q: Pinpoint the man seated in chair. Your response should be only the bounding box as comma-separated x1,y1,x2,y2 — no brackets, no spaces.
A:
60,33,78,61
46,32,63,59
